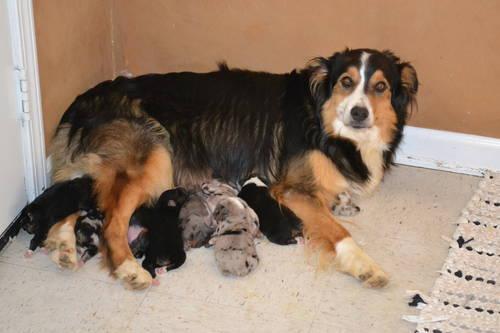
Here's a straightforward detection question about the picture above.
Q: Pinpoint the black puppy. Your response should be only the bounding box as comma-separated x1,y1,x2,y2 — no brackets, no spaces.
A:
128,188,188,278
75,208,104,263
15,176,95,253
238,177,302,245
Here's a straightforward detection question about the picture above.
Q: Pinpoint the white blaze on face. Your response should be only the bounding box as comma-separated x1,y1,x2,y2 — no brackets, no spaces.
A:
336,52,374,128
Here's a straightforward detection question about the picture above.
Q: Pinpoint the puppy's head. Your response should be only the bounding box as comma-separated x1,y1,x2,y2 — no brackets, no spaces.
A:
20,206,41,234
157,187,189,212
307,48,418,151
212,198,260,237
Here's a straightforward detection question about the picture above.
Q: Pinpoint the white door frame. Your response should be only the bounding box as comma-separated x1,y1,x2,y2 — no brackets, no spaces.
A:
7,0,47,201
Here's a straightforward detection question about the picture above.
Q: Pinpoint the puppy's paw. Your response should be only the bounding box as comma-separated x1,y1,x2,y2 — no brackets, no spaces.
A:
115,259,152,290
152,278,161,286
155,266,167,276
332,202,361,217
24,250,34,258
332,192,361,217
335,237,389,289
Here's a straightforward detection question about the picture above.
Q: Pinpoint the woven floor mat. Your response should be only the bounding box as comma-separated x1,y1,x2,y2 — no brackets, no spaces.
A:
406,172,499,333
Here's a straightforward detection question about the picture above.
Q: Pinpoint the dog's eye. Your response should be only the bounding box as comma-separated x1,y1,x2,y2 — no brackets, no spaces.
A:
340,77,353,89
374,82,387,93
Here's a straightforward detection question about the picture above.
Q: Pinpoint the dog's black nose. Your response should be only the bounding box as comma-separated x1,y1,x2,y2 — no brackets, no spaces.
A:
350,106,369,122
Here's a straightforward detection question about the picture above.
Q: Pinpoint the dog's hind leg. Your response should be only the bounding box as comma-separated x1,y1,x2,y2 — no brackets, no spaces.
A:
278,192,388,288
101,147,173,290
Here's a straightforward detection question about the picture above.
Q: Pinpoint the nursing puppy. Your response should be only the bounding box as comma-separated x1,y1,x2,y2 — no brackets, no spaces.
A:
179,180,237,249
238,177,302,245
15,176,95,254
209,197,260,276
75,208,104,263
128,188,188,278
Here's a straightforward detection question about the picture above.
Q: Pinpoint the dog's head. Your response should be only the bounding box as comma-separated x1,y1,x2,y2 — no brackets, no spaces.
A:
307,48,418,154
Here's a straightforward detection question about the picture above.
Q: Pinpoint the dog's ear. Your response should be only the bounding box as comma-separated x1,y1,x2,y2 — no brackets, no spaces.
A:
399,63,418,100
306,57,331,106
383,50,419,118
306,50,350,108
394,62,418,119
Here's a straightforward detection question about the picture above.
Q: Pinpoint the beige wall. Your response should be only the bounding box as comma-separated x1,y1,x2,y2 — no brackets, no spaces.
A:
35,1,500,143
34,0,114,147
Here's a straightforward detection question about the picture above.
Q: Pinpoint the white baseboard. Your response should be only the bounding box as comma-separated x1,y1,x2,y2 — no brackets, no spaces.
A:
395,126,500,176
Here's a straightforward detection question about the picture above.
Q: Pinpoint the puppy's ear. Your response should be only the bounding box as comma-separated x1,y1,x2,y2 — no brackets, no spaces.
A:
306,57,330,106
173,188,189,206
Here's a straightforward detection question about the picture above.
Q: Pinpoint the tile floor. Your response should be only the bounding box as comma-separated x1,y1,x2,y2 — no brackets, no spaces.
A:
0,166,479,332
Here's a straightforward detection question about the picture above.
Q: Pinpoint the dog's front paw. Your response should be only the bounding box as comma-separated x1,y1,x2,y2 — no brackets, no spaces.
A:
335,237,388,288
360,268,389,288
115,259,152,290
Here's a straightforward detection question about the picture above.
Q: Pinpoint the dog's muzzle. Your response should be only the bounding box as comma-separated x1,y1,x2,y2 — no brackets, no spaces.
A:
348,106,371,129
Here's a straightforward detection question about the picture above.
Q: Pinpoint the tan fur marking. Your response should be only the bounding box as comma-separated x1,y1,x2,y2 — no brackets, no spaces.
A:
367,70,397,144
307,150,349,206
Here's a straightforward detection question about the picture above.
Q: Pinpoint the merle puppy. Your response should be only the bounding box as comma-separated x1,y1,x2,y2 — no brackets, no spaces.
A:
15,176,95,253
179,179,238,250
128,188,188,278
209,196,261,276
238,177,302,245
75,208,104,263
